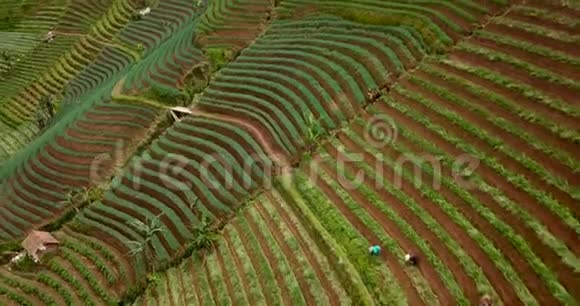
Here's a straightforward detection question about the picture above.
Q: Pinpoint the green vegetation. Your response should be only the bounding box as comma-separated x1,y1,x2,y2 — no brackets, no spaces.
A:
1,1,579,306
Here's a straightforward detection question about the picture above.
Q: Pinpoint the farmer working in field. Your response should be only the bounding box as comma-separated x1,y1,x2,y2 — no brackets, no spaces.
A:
368,245,381,256
404,253,418,266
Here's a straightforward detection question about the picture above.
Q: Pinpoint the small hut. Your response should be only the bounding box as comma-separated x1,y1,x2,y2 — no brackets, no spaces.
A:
21,231,60,262
169,106,192,122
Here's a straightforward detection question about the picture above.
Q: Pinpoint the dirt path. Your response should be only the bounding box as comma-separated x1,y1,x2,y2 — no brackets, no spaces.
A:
188,108,291,171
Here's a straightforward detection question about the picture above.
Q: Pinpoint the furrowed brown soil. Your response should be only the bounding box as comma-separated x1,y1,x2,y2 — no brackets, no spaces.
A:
1,204,38,232
321,144,459,306
427,62,580,216
36,152,93,179
186,111,289,168
143,151,228,219
92,201,172,256
175,119,266,184
57,256,103,304
84,112,152,125
6,183,53,218
450,49,580,106
205,84,303,138
151,132,248,201
351,114,556,305
45,144,113,166
218,69,329,125
121,169,193,237
65,129,119,143
18,164,61,195
112,182,187,245
485,23,580,57
0,279,43,305
265,191,341,304
411,64,580,184
227,60,343,125
243,209,297,305
0,210,27,236
74,120,144,135
22,159,69,192
0,268,66,306
201,254,221,305
507,10,579,35
387,88,580,251
232,221,288,305
240,51,362,115
214,243,238,304
432,61,580,148
401,74,579,193
55,136,114,153
309,155,425,306
43,270,84,305
58,229,128,295
526,1,580,19
163,267,176,306
252,202,316,305
426,4,472,31
372,100,562,306
14,169,64,202
73,249,118,301
469,35,580,82
179,259,199,305
222,229,262,305
93,105,157,118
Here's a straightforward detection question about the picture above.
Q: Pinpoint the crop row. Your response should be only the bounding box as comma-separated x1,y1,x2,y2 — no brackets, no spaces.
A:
196,0,273,50
0,101,161,240
76,115,272,273
134,189,350,306
199,16,427,156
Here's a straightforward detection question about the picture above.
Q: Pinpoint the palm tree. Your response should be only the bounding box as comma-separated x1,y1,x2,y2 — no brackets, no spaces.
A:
191,214,218,251
304,113,324,154
126,213,165,270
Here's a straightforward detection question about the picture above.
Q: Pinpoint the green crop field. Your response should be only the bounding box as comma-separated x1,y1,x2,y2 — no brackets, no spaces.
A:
0,0,578,305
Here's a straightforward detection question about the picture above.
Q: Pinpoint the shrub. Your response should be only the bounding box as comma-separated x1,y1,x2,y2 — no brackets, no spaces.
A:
144,83,188,106
206,47,236,71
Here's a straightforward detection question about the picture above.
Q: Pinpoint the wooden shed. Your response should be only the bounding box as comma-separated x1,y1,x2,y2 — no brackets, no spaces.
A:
21,231,60,262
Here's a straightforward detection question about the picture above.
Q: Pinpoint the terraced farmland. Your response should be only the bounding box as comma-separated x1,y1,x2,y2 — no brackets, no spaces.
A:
0,0,579,305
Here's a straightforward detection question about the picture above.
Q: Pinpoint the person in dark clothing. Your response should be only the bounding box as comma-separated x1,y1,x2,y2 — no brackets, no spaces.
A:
404,253,418,266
